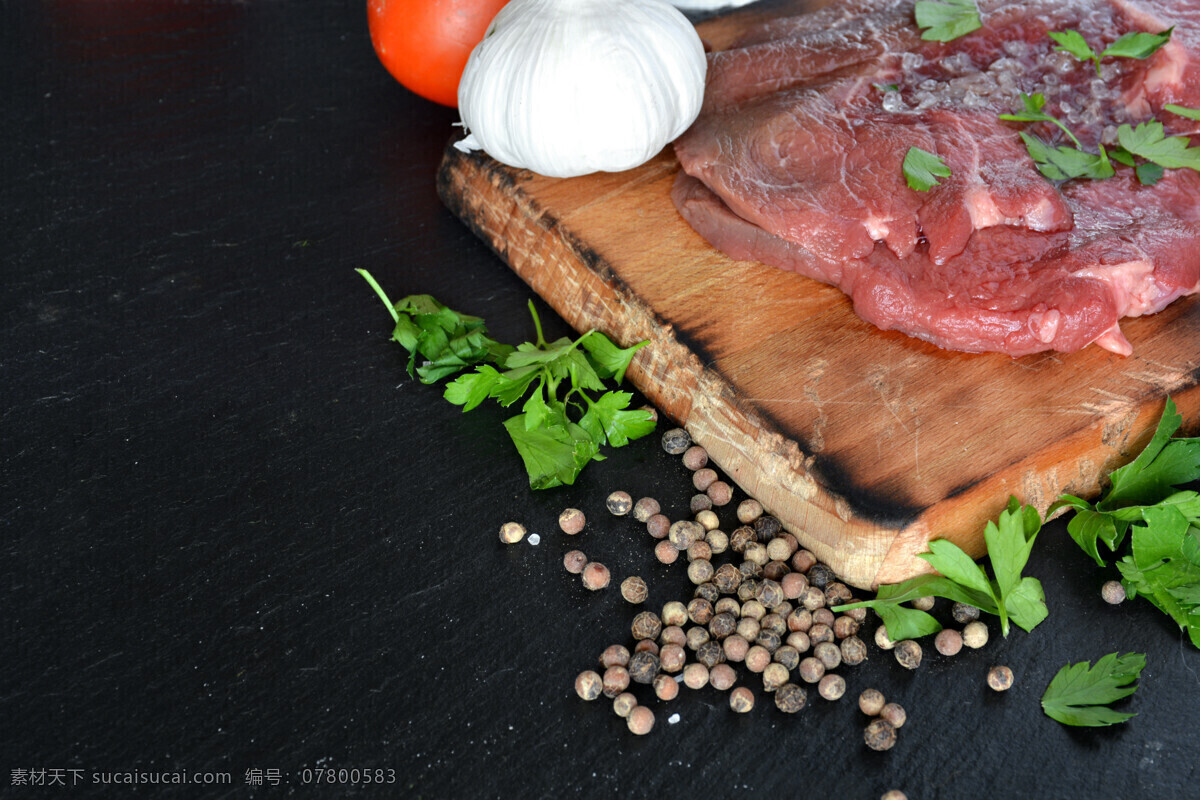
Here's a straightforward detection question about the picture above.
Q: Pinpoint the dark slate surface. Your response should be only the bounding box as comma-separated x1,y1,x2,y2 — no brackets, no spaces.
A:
3,2,1198,798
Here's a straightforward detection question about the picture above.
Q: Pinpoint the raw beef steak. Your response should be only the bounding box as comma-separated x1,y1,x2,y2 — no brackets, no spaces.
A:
672,0,1200,356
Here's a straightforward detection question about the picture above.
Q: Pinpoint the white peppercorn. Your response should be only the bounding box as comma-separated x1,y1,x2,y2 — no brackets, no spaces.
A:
706,529,729,555
599,645,630,669
654,540,679,565
682,662,709,690
687,559,715,585
694,509,719,531
723,634,750,662
710,663,737,691
729,686,755,713
858,688,886,716
602,666,630,698
962,620,989,649
894,640,923,670
613,692,637,718
575,670,603,701
606,491,633,516
707,481,733,506
880,702,906,728
934,628,963,656
690,494,712,513
646,514,670,539
874,625,896,650
818,673,846,701
693,468,718,492
798,656,825,683
653,673,679,701
762,662,789,692
1101,580,1126,605
659,643,686,673
498,521,526,544
661,601,688,627
911,595,935,611
737,499,763,524
814,641,842,670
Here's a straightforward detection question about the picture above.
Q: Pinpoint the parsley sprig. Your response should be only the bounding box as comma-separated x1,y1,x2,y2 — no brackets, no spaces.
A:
833,498,1048,640
902,146,951,191
914,0,981,43
1041,652,1146,727
1049,28,1173,76
999,93,1115,181
1050,399,1200,648
359,270,655,490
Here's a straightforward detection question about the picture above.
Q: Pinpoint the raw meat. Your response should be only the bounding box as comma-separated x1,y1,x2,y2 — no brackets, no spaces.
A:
672,0,1200,355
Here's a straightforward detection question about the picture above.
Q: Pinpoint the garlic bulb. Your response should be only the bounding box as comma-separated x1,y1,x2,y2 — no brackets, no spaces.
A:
455,0,707,178
669,0,757,9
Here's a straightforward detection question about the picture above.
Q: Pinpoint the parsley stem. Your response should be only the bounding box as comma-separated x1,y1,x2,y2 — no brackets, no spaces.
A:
528,300,546,347
356,268,400,324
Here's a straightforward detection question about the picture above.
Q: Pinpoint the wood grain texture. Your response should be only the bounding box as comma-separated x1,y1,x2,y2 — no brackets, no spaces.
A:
436,7,1200,589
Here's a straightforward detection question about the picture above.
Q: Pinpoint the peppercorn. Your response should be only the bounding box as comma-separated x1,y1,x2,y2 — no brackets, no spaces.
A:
840,635,868,666
951,602,981,624
894,640,922,670
791,549,817,573
578,561,610,591
710,663,737,691
659,643,686,673
880,702,906,729
987,665,1014,692
833,615,860,639
682,444,709,470
800,586,827,612
738,559,763,581
723,634,750,662
646,514,671,540
709,612,737,639
563,550,589,574
787,607,813,633
661,601,688,627
688,559,715,585
755,579,785,610
602,666,630,697
713,564,742,595
1101,580,1126,605
814,641,842,670
606,491,633,516
765,537,793,562
859,688,886,716
707,481,733,507
634,639,659,655
653,673,679,701
705,529,729,555
762,662,790,692
798,656,825,684
685,626,711,652
730,526,758,553
864,719,897,751
881,792,908,800
694,510,719,533
575,670,603,701
690,494,713,514
762,560,790,582
818,673,846,701
736,579,759,603
628,651,660,685
814,609,837,629
844,606,868,624
737,499,763,524
620,575,649,604
613,692,638,718
911,595,935,611
661,427,691,455
962,620,989,649
729,686,755,713
755,630,781,653
599,644,630,669
773,643,801,670
874,625,896,650
499,521,526,544
736,617,761,642
775,683,807,713
687,598,714,625
682,662,709,690
808,623,834,646
714,597,741,616
753,515,783,539
626,705,655,735
633,497,660,523
693,468,718,492
694,581,720,604
934,628,963,656
749,543,774,568
744,645,772,673
659,625,686,647
631,610,662,641
760,613,787,637
558,508,586,535
654,540,679,565
739,598,766,620
807,563,836,589
696,640,725,668
786,631,811,653
669,520,703,550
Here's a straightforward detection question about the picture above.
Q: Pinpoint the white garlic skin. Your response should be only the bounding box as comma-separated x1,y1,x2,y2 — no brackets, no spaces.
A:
455,0,707,178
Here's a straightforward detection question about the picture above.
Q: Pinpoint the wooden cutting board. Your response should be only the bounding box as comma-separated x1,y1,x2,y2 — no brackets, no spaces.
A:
436,3,1200,589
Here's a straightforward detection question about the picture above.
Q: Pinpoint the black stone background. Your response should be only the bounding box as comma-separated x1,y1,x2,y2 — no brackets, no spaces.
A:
3,2,1198,798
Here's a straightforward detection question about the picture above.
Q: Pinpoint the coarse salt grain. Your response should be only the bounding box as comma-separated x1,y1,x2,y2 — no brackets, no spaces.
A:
668,713,680,725
527,533,541,545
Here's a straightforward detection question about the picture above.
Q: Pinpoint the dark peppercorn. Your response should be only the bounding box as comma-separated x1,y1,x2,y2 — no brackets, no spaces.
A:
756,579,785,609
755,630,781,653
713,563,743,594
693,582,720,604
690,494,713,513
606,491,633,516
709,612,737,639
620,576,649,604
762,560,790,582
627,651,660,685
807,563,836,589
729,526,758,553
775,683,807,713
633,497,660,523
753,515,783,539
840,635,869,666
688,598,715,625
737,580,759,603
760,613,787,637
895,640,923,670
696,640,725,668
631,611,663,641
661,427,691,455
575,670,603,701
825,582,853,606
738,560,763,579
951,602,981,624
864,719,897,751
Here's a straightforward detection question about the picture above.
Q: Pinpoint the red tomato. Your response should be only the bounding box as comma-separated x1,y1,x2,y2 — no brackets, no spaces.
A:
367,0,509,108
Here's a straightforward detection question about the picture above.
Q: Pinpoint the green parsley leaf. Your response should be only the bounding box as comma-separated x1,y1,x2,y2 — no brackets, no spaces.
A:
902,146,951,191
874,83,900,93
1136,161,1165,185
1048,30,1097,64
580,331,648,384
1099,398,1200,510
1041,653,1146,727
999,92,1083,147
914,0,982,43
1102,27,1173,60
1018,132,1114,181
503,415,601,490
1117,121,1200,171
1165,103,1200,121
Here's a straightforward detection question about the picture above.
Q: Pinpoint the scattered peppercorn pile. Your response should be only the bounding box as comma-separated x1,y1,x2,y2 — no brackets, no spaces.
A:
502,426,1010,748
